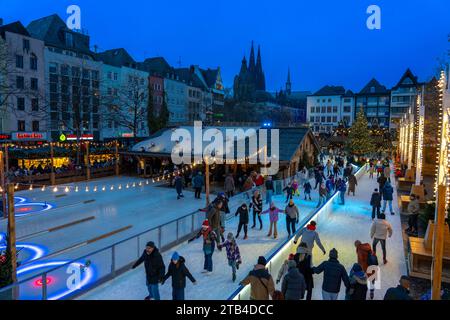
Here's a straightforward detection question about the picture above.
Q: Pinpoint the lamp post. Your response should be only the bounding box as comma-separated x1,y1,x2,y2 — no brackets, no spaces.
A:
0,151,5,219
411,86,425,199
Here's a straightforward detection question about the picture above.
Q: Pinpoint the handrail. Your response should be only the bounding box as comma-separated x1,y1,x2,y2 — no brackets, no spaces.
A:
227,162,367,300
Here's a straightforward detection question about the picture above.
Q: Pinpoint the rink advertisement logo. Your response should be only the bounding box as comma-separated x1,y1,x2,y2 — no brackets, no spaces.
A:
171,121,280,175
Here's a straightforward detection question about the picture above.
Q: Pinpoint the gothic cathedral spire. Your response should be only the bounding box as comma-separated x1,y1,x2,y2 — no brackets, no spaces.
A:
248,41,256,74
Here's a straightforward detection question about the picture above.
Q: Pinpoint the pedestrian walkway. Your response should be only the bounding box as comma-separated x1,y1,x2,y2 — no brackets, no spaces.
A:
305,165,408,300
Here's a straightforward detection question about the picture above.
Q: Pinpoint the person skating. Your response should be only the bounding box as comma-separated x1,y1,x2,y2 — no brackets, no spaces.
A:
336,178,346,205
295,243,314,300
384,276,413,300
312,248,350,300
284,199,299,237
224,173,235,198
206,201,223,246
381,181,395,215
188,220,218,273
368,163,375,179
240,256,275,300
377,173,387,193
250,190,263,230
261,202,284,239
303,180,312,200
276,253,295,284
293,221,326,262
265,176,274,205
347,173,357,196
281,260,306,300
161,252,197,300
192,172,204,199
283,183,294,203
174,173,184,200
292,179,300,197
316,182,328,208
370,213,393,265
325,176,335,199
217,232,242,282
345,263,368,300
370,188,382,220
406,194,420,236
235,203,249,239
354,240,378,300
131,241,165,300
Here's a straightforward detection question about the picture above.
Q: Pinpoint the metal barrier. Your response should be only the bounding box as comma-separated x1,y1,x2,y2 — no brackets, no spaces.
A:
228,163,368,300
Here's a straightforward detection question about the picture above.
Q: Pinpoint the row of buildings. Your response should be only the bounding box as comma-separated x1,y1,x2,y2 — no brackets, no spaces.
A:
0,14,224,143
306,69,421,135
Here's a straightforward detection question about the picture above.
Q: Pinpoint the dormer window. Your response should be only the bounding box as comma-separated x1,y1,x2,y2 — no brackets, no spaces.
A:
65,32,74,47
370,86,375,93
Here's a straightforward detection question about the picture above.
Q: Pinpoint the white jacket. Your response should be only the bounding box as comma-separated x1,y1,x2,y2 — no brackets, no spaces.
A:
370,219,393,240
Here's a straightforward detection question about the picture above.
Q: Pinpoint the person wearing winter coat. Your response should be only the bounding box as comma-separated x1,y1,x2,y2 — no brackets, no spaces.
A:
250,190,263,230
314,170,325,190
174,174,184,200
192,172,204,199
207,200,223,241
282,260,306,300
292,180,300,197
162,252,196,300
294,221,326,262
261,202,284,239
336,178,346,205
345,263,368,300
235,203,249,239
317,182,328,208
218,233,242,282
188,220,218,273
283,183,294,203
265,176,275,205
276,253,295,284
383,165,391,179
132,241,165,300
384,276,413,300
295,243,314,300
312,248,350,300
325,176,335,199
347,174,357,196
354,240,373,272
303,181,312,200
370,213,393,265
284,200,299,237
377,174,387,195
240,256,275,300
224,174,235,198
368,164,375,179
381,181,395,215
406,194,420,236
370,188,382,220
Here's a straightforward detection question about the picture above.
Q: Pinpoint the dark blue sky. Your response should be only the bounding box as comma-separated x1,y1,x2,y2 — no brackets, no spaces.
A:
1,0,449,92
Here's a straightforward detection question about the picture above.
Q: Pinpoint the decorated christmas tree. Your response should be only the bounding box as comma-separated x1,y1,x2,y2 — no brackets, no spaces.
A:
347,108,375,156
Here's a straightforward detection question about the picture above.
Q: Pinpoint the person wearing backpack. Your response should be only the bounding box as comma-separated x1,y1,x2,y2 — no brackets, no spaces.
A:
240,256,275,300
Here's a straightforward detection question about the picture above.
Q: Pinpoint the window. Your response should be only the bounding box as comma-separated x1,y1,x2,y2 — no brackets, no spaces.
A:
343,106,351,113
321,116,326,122
17,120,26,132
65,32,74,47
16,76,24,89
16,55,24,68
107,72,112,80
332,106,338,113
344,98,351,103
23,39,30,51
327,106,332,113
321,106,326,113
92,70,99,81
17,97,25,111
49,63,58,74
32,98,39,111
327,116,332,122
114,73,118,80
30,78,38,90
32,121,39,132
310,116,314,122
332,116,337,122
30,54,37,70
328,98,331,102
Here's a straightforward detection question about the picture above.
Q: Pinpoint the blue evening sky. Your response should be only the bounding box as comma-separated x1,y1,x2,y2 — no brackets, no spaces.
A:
1,0,449,92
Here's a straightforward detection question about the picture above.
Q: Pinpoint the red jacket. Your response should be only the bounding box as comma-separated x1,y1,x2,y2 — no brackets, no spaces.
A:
356,243,372,272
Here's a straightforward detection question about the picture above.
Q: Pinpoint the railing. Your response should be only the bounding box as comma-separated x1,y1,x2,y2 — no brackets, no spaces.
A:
228,163,368,300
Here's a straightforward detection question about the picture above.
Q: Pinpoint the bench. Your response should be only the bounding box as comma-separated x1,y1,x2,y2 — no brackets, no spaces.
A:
397,177,415,191
399,195,427,213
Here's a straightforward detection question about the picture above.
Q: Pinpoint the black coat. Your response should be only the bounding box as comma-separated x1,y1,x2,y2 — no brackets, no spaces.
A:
295,254,314,290
162,256,196,289
281,268,306,300
265,180,274,191
313,258,350,293
235,206,249,224
347,275,368,300
370,192,381,207
384,285,412,300
132,248,165,284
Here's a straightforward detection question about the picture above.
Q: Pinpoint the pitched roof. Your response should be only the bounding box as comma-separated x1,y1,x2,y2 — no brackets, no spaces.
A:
27,14,93,56
96,48,137,68
175,67,207,89
312,85,346,96
200,68,219,88
392,68,419,90
139,57,173,76
0,21,30,38
358,78,389,95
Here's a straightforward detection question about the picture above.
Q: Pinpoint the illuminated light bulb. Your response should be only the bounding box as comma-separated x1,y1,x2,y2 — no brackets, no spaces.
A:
118,184,122,190
53,186,58,193
110,186,114,191
41,186,46,192
132,183,136,187
146,180,149,185
15,183,19,190
102,186,106,191
139,182,142,186
85,186,89,192
126,184,129,189
152,179,155,183
64,186,69,193
75,186,79,192
93,186,98,192
29,185,33,191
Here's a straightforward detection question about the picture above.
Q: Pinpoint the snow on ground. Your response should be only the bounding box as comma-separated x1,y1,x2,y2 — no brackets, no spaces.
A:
78,192,320,300
297,166,408,300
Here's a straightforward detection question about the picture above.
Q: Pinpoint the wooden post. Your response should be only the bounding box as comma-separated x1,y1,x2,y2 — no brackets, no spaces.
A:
115,140,120,176
205,157,210,206
50,142,55,186
5,144,9,181
85,141,91,181
431,184,446,300
7,184,17,284
0,151,6,219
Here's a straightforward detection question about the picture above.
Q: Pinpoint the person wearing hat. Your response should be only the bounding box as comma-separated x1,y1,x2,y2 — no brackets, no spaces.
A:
174,173,184,200
192,171,204,199
162,251,196,300
384,276,413,300
261,202,284,239
284,199,299,237
276,253,296,284
281,259,306,300
188,219,218,274
294,221,326,263
235,203,249,240
345,263,368,300
217,232,242,282
132,241,165,300
294,243,314,300
265,176,275,205
240,256,275,300
312,248,350,300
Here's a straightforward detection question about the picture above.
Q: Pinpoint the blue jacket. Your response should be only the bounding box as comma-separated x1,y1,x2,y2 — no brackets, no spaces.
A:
384,285,412,300
193,175,204,188
382,183,394,201
313,258,350,293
